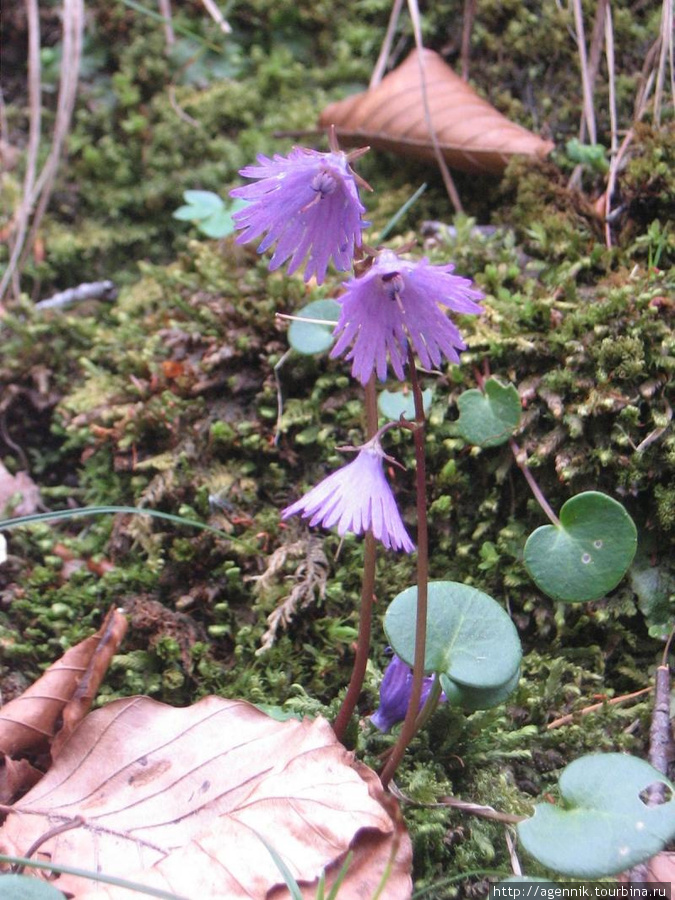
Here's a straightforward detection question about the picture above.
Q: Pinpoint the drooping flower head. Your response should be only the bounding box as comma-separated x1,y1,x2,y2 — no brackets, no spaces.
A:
331,250,484,385
370,653,442,732
281,436,414,553
229,145,369,284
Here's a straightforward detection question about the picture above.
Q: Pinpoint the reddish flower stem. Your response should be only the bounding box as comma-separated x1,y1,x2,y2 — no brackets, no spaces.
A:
333,377,379,741
380,352,429,787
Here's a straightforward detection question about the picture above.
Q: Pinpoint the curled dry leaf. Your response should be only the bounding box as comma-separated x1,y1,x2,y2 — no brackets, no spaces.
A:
0,756,43,805
0,697,412,899
0,606,128,760
319,49,554,175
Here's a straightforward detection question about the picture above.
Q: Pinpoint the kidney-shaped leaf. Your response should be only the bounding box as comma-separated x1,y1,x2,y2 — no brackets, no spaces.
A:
518,753,675,877
0,875,67,900
0,697,411,899
378,388,433,422
524,492,638,603
173,190,224,220
288,299,340,355
440,666,520,712
455,377,521,448
384,581,521,689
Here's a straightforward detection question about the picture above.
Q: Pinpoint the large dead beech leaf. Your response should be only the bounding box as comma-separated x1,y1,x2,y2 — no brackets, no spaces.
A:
0,607,128,760
0,697,412,899
320,49,554,175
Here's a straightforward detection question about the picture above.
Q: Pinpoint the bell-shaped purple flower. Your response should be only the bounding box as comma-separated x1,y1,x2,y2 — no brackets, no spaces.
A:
370,654,439,732
331,249,484,385
281,437,414,553
229,147,368,284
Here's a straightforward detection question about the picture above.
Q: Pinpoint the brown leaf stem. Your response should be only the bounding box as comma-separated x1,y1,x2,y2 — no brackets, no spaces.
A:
380,352,429,788
333,377,379,742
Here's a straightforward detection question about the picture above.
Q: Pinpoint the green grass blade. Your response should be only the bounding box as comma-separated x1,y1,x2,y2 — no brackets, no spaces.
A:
0,855,189,900
0,505,231,539
378,183,427,242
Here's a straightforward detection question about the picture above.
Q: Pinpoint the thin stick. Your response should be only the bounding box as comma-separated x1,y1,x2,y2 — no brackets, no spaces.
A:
460,0,477,81
649,665,672,785
333,377,379,741
603,2,618,249
18,0,85,279
158,0,175,46
546,686,652,729
653,0,675,125
406,0,464,213
570,0,597,145
0,0,41,304
200,0,232,35
370,0,405,89
380,351,429,787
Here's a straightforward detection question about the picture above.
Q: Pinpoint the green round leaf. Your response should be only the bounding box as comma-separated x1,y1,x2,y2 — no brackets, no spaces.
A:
524,492,638,602
378,388,433,422
198,207,238,239
440,666,520,711
0,874,66,900
384,581,521,689
456,377,521,448
288,300,340,355
182,190,224,217
172,204,200,221
518,753,675,877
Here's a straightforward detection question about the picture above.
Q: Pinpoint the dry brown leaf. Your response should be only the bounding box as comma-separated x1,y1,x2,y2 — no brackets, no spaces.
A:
0,696,412,899
0,461,41,516
0,606,128,760
641,851,675,888
0,756,43,804
319,49,554,175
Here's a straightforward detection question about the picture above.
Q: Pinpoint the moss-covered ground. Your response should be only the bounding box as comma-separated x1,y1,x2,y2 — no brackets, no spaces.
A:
1,0,674,894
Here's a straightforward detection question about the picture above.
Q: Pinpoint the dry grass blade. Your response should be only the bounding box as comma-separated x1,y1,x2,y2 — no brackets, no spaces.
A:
570,0,597,145
405,0,463,212
0,0,41,306
0,0,84,305
200,0,232,35
460,0,477,81
158,0,175,46
370,0,405,89
320,49,554,177
653,0,675,125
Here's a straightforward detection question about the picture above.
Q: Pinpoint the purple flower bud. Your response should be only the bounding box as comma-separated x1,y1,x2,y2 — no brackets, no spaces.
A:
370,654,438,733
331,249,484,385
230,147,368,284
281,437,414,553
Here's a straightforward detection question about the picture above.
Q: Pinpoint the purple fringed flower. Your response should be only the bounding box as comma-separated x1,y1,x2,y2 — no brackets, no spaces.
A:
331,249,484,385
229,147,368,284
281,437,414,553
370,654,439,733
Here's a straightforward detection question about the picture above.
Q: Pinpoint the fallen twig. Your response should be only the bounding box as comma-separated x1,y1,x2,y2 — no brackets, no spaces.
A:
546,686,652,729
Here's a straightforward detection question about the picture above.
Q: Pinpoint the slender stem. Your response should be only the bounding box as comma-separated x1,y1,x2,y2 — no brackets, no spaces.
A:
333,377,379,741
509,438,561,527
473,367,561,529
380,353,429,787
